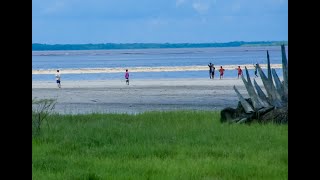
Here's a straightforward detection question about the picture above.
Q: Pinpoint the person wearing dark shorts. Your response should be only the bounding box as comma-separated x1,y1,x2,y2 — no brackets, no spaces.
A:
125,69,129,85
211,64,215,79
208,63,213,79
254,63,259,77
55,70,61,88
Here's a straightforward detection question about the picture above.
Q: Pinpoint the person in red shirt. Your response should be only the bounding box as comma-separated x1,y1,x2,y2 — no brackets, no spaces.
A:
219,66,225,79
236,66,242,79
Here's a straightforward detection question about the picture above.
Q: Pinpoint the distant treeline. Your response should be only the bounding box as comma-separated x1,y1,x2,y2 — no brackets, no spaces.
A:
32,41,288,51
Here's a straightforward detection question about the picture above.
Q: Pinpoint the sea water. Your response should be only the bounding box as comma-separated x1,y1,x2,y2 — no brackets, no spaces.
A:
32,46,288,81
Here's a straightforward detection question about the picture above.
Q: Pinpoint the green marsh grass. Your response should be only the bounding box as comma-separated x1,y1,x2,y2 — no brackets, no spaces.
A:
32,111,287,180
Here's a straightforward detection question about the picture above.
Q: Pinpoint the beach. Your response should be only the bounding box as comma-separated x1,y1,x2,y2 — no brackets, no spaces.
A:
32,78,264,114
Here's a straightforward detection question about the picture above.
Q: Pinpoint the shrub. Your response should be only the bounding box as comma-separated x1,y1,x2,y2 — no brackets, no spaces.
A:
32,98,56,136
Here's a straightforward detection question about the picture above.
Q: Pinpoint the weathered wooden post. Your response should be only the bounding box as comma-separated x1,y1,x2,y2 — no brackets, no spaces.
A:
220,45,288,123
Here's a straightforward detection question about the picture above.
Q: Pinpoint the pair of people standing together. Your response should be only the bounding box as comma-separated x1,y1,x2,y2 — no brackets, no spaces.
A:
208,63,225,79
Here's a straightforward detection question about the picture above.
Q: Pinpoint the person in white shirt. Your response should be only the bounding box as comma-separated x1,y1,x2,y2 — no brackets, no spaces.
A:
55,70,61,88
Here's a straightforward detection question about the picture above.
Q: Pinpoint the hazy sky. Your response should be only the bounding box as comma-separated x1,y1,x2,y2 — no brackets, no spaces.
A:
32,0,288,44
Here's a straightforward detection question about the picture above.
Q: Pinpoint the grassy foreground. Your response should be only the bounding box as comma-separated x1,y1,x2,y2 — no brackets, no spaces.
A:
32,111,288,180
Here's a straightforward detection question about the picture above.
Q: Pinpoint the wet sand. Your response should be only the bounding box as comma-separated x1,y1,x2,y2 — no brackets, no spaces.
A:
32,78,263,114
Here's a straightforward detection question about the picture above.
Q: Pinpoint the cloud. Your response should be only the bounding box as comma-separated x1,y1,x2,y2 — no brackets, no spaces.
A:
192,2,210,14
191,0,216,14
176,0,187,6
42,1,66,14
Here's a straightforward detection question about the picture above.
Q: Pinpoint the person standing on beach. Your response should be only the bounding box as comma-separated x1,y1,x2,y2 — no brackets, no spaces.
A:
254,63,259,77
219,66,225,79
55,70,61,88
208,63,213,79
125,69,129,85
236,66,243,79
211,64,216,79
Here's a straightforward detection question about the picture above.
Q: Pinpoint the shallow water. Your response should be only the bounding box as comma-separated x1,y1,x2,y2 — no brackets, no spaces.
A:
32,46,287,81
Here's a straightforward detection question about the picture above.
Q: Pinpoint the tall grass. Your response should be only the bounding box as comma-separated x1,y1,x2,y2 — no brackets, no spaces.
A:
32,111,287,180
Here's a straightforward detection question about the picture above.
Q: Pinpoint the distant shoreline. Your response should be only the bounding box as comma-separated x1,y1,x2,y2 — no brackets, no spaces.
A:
32,41,288,51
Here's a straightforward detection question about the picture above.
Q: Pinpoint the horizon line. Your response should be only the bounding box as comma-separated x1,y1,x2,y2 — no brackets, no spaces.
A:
32,40,288,45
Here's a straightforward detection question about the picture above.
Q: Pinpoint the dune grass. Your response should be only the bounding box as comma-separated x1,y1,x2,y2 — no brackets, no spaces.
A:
32,111,287,180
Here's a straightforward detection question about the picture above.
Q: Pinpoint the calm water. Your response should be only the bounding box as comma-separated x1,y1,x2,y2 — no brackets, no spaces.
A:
32,46,288,81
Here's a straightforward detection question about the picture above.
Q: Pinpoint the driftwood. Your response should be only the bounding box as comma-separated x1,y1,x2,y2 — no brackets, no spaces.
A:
221,45,288,124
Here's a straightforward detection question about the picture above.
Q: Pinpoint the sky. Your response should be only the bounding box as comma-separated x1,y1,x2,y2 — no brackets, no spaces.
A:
32,0,288,44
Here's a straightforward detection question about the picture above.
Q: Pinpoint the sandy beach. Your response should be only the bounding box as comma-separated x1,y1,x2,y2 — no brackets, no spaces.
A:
32,78,264,114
